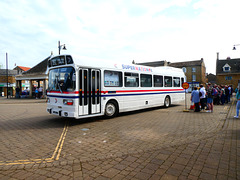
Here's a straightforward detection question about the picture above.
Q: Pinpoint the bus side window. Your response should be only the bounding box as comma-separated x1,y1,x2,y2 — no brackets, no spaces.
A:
140,74,152,87
154,75,163,87
124,72,139,87
173,77,180,87
104,70,122,87
164,76,172,87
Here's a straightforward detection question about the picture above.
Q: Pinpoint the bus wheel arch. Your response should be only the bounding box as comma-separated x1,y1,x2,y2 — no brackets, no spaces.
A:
164,95,171,108
104,99,119,118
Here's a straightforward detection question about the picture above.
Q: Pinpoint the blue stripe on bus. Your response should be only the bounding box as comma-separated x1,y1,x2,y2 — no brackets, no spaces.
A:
47,95,79,98
47,91,184,98
102,91,184,97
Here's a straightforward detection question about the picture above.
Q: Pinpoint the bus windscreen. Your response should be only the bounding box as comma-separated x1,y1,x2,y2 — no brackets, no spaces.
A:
48,67,76,92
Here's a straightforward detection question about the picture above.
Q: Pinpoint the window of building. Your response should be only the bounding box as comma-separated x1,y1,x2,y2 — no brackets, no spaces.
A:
192,67,196,72
154,75,163,87
223,63,231,72
124,72,139,87
164,76,172,87
173,77,180,87
192,75,196,81
140,74,152,87
104,70,122,87
225,76,232,80
224,67,229,71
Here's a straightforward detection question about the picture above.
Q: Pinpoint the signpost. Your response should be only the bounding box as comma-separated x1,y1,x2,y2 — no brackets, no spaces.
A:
182,82,189,112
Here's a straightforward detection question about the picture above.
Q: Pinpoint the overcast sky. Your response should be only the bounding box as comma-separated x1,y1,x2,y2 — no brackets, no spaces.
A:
0,0,240,74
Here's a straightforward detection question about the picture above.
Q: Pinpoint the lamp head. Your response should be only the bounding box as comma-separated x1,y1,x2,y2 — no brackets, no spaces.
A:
62,44,67,50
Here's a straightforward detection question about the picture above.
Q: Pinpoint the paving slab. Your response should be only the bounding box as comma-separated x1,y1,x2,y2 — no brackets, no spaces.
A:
0,94,239,179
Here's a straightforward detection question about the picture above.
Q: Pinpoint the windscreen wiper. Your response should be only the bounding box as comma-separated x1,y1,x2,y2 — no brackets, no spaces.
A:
57,81,63,94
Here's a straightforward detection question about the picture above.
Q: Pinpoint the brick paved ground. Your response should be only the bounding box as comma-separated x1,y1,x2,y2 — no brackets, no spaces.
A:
0,95,239,179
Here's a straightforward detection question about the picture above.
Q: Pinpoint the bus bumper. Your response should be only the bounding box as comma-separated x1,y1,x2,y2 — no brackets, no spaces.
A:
47,108,75,118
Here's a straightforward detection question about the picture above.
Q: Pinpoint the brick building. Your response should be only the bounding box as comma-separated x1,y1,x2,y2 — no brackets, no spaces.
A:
206,73,217,84
0,69,18,96
216,57,240,89
168,59,207,91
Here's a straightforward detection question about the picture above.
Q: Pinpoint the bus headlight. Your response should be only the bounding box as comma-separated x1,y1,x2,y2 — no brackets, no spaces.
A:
63,99,74,105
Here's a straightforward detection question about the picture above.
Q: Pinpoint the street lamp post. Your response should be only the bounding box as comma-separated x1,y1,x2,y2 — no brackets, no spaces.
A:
58,41,67,55
6,53,8,99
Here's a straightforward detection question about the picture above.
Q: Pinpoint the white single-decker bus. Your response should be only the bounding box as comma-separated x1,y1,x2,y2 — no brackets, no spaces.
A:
46,55,185,119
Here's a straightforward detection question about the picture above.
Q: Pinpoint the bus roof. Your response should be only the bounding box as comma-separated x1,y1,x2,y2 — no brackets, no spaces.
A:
51,54,184,76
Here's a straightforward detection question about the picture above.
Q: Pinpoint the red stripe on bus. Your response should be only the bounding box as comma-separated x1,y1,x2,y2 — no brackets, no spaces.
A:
115,89,183,93
100,89,184,94
47,90,79,94
48,89,184,95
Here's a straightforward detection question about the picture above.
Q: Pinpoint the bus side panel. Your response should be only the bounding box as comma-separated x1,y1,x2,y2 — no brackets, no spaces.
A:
170,91,185,104
119,90,184,112
101,95,123,113
120,90,165,112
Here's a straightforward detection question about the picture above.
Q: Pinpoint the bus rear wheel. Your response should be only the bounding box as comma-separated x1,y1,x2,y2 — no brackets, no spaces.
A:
105,101,118,118
164,96,171,108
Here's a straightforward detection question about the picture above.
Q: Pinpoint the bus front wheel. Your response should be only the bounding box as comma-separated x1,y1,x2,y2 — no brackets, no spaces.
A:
164,96,171,108
105,101,118,118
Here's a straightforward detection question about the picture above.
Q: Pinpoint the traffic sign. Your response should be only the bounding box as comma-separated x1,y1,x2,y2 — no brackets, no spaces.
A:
182,82,189,112
182,82,189,89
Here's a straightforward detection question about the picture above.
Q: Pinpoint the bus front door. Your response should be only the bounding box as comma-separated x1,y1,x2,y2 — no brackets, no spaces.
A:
79,68,101,116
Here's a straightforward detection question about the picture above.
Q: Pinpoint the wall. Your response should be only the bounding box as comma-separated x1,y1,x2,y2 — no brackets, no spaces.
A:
217,74,240,89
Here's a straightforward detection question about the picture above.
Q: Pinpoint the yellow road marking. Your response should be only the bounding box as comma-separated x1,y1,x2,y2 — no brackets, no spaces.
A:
0,159,54,166
51,121,69,160
56,124,69,160
0,120,69,166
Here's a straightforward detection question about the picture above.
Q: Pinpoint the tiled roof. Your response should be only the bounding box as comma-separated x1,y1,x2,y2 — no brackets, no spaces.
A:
169,59,204,68
17,66,31,71
23,56,51,75
216,58,240,74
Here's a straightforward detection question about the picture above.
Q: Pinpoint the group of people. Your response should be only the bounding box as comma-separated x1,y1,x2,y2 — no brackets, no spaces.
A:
15,86,44,99
32,86,43,99
191,83,238,115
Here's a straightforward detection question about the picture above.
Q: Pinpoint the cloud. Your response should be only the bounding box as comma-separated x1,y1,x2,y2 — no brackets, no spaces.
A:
0,0,240,74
